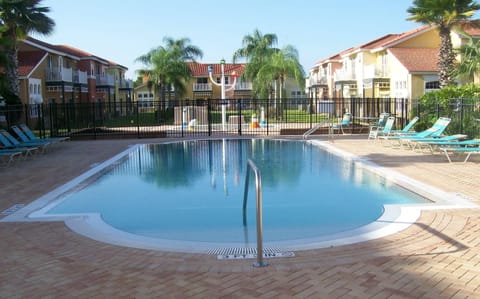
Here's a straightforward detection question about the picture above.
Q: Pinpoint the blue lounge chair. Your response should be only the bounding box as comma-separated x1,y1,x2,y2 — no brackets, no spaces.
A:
13,124,69,143
329,113,352,136
0,129,46,154
369,116,395,141
387,117,451,146
0,149,23,166
440,140,480,163
408,134,468,151
389,116,419,135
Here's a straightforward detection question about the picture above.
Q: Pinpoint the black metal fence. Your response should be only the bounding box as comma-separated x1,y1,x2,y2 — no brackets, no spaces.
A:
0,97,479,139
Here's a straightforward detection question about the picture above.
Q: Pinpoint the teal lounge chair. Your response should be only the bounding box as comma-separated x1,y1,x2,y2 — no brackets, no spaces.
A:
440,141,480,163
408,134,468,151
387,117,451,146
389,116,419,135
369,116,395,141
0,149,23,166
329,113,352,136
0,129,45,154
13,124,70,143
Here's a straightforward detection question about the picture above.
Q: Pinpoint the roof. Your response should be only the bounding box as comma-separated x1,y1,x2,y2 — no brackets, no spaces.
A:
18,50,48,77
188,62,246,77
24,36,125,69
388,48,439,72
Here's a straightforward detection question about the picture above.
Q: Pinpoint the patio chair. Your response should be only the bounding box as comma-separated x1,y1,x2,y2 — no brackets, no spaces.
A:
389,116,419,135
386,117,451,146
328,113,352,137
439,140,480,163
0,129,46,154
0,149,23,166
370,112,390,130
12,124,69,144
369,116,395,141
404,134,467,151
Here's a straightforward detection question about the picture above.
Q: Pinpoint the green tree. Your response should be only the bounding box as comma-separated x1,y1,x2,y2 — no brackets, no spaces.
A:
455,35,480,80
135,37,203,103
233,29,279,97
256,45,305,100
0,0,55,104
407,0,480,88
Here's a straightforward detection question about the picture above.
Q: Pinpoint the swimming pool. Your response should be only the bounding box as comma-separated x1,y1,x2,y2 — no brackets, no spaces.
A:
18,138,456,252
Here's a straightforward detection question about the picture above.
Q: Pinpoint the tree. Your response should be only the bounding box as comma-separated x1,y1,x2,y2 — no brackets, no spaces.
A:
455,35,480,80
256,45,305,100
135,37,203,103
407,0,480,88
233,29,279,96
0,0,55,104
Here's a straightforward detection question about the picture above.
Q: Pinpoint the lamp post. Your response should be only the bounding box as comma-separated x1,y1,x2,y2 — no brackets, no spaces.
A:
208,59,238,130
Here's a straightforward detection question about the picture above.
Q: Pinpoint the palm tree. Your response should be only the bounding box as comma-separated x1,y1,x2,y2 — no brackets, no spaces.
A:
0,0,55,104
233,29,279,96
135,37,203,104
455,35,480,81
256,45,305,100
407,0,480,88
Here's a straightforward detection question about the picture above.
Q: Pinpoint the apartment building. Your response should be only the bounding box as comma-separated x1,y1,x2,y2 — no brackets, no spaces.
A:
133,62,252,109
17,37,133,109
307,22,480,101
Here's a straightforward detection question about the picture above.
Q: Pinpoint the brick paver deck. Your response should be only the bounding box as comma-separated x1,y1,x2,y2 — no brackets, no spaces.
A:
0,136,479,298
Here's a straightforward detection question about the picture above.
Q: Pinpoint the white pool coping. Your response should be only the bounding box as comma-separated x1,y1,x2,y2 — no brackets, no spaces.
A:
2,138,478,254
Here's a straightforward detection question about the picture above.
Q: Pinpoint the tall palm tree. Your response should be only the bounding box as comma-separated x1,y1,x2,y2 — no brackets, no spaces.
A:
407,0,480,88
233,29,279,96
0,0,55,103
256,45,305,100
135,37,202,103
455,35,480,81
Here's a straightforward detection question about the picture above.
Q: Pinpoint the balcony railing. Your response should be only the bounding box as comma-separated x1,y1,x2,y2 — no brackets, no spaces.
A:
334,70,356,81
193,83,212,92
235,82,253,90
308,76,327,86
46,68,73,82
73,70,88,85
96,74,114,86
118,79,133,89
364,65,389,78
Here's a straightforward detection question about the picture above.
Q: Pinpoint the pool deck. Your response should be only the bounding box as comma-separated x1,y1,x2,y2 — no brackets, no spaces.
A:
1,136,479,298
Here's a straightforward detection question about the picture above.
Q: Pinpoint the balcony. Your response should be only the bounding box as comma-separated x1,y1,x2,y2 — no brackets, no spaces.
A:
364,65,389,79
235,82,252,90
73,70,88,85
46,68,73,82
334,70,356,81
96,74,114,86
308,76,327,86
118,79,133,89
193,83,212,92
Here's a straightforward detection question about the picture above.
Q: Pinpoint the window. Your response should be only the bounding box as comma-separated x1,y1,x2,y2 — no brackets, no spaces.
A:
425,81,440,91
197,77,208,84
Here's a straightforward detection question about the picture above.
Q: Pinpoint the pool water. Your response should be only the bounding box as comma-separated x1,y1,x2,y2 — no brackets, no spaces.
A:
46,139,429,244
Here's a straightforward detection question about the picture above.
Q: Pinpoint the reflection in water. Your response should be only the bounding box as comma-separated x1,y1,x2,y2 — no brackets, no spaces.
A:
49,139,428,244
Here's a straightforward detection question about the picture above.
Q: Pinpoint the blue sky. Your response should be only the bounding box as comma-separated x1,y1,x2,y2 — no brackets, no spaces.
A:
36,0,431,79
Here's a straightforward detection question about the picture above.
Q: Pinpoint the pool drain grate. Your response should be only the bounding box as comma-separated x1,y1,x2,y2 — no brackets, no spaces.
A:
209,247,295,260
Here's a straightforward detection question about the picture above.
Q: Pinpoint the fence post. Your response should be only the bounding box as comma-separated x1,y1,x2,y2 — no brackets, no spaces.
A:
207,98,212,136
136,100,140,138
237,98,242,135
459,98,464,134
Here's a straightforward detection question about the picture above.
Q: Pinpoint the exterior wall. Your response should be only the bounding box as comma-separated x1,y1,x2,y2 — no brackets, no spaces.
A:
394,29,440,48
411,75,427,99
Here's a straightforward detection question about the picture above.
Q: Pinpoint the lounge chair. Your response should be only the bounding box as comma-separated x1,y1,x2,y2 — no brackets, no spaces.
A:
11,124,69,144
370,112,390,130
329,113,352,136
0,129,46,154
407,134,468,151
369,116,395,141
439,140,480,163
389,116,419,135
386,117,451,146
0,149,23,166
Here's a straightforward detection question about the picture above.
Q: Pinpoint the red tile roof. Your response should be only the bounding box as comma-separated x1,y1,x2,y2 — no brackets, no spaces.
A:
388,48,439,72
188,62,246,77
18,50,47,77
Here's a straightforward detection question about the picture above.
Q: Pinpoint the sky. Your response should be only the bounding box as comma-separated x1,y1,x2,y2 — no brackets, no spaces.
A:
35,0,429,79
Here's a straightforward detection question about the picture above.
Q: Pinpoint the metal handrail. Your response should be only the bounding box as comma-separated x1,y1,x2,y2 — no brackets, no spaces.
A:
243,159,268,267
302,119,330,140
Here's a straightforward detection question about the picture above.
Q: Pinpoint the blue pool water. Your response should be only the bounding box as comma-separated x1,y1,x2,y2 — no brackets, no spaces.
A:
46,139,429,244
